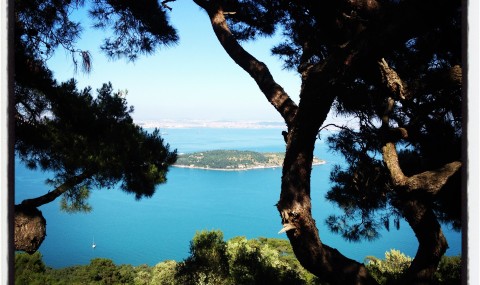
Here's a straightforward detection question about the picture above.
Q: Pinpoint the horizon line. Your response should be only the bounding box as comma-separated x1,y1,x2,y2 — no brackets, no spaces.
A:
135,119,287,129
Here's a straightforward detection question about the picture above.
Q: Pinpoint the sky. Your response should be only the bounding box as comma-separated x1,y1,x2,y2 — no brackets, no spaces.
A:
47,1,305,123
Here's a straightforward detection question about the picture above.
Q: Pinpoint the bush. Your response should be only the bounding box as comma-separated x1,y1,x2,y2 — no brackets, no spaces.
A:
435,255,462,285
175,230,230,285
15,252,50,285
365,249,413,284
365,249,462,285
175,230,320,285
150,260,177,285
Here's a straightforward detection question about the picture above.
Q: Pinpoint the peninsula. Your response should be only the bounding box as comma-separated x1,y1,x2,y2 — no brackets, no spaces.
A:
174,150,326,171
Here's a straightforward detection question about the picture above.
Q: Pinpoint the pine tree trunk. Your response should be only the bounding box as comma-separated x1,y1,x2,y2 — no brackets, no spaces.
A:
277,118,378,285
14,204,47,254
398,198,448,284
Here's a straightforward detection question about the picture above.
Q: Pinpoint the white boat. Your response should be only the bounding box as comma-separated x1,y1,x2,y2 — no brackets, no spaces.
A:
92,237,96,249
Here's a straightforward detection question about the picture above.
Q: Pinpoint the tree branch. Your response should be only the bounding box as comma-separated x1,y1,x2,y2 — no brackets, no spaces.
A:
193,0,298,128
378,59,462,195
381,115,461,195
398,198,449,284
378,58,409,100
20,171,92,208
406,161,462,194
382,141,462,195
382,142,408,186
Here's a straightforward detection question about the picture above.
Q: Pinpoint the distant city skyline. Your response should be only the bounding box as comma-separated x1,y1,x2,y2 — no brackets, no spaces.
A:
136,119,286,129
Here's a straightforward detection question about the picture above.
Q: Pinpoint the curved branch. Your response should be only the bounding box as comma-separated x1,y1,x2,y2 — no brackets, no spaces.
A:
378,78,461,195
193,0,298,127
20,171,92,208
398,198,448,284
406,161,462,194
382,137,461,195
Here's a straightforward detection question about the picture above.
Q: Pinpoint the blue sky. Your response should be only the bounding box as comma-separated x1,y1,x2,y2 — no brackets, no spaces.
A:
47,1,304,122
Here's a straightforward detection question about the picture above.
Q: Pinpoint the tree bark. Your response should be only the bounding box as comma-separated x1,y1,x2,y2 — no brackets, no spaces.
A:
278,114,377,285
14,171,91,252
397,198,448,285
14,204,46,254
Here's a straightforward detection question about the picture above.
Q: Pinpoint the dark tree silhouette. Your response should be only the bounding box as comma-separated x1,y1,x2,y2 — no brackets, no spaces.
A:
14,0,178,253
191,1,462,284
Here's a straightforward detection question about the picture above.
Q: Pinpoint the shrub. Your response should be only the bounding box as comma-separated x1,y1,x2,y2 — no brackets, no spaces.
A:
365,249,413,284
435,255,462,285
150,260,177,285
14,252,50,285
175,230,230,285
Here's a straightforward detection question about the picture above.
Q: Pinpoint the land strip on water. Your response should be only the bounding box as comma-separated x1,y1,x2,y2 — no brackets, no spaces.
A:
174,150,326,171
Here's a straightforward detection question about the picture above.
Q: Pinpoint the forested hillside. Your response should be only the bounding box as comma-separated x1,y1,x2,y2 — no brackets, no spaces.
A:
175,150,325,170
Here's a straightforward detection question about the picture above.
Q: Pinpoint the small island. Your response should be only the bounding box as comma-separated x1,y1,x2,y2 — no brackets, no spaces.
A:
174,150,326,171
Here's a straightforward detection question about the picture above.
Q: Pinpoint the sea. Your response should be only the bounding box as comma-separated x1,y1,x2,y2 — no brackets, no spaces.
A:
14,126,462,269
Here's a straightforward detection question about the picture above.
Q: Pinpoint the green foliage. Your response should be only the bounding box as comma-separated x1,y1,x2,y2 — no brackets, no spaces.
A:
15,0,178,65
14,252,50,285
14,0,178,213
176,150,281,170
59,185,92,213
226,236,310,285
365,250,462,285
17,236,461,284
435,255,462,285
365,249,413,285
176,150,323,170
175,230,321,285
15,0,86,68
44,264,91,285
87,258,121,284
133,264,152,285
88,0,179,61
150,260,177,285
13,231,320,284
175,230,230,285
15,79,177,210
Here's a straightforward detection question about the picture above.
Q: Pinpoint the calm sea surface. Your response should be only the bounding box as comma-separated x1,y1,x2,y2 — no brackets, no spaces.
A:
15,127,462,268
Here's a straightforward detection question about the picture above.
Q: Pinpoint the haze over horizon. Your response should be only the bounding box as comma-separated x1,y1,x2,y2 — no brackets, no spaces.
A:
46,1,306,123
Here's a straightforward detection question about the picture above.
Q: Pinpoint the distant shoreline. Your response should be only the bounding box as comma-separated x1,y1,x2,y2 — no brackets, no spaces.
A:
137,120,286,129
135,120,346,131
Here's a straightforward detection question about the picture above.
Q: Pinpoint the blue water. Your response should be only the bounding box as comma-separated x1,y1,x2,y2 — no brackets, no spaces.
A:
14,127,462,268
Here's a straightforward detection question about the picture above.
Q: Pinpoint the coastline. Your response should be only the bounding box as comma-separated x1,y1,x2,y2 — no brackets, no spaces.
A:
172,160,326,171
137,120,286,129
